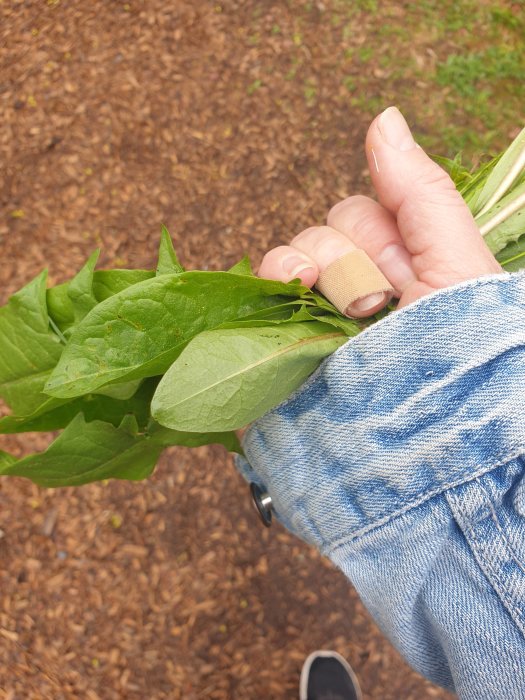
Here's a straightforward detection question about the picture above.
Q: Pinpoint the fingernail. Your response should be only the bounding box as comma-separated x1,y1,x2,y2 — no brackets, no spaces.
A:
282,255,313,278
346,291,387,316
375,243,417,293
378,107,417,151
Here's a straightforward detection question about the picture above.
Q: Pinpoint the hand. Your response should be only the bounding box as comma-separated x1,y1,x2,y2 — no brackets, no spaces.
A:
257,107,502,317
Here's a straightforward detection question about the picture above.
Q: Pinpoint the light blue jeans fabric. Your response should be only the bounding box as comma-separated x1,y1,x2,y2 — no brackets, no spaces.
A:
236,271,525,699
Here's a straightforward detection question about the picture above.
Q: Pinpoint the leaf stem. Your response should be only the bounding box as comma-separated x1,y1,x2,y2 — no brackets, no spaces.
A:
479,190,525,237
48,316,67,345
475,145,525,218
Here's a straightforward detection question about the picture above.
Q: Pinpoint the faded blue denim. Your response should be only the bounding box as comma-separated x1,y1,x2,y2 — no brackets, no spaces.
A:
236,271,525,699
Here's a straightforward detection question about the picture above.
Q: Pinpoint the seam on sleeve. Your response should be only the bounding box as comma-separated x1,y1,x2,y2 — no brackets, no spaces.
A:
478,482,525,579
325,448,525,556
461,514,525,635
446,476,525,638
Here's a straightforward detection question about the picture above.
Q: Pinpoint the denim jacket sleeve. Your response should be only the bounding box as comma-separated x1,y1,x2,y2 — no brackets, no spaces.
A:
236,271,525,700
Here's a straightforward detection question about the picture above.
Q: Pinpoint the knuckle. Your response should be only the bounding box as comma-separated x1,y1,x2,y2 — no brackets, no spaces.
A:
290,225,331,246
327,194,371,224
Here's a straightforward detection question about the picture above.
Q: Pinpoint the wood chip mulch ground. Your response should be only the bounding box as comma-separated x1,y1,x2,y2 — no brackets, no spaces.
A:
0,1,456,698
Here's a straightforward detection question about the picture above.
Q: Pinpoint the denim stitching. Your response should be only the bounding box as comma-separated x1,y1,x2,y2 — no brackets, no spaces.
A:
445,484,525,637
324,448,525,555
461,515,525,637
478,482,525,579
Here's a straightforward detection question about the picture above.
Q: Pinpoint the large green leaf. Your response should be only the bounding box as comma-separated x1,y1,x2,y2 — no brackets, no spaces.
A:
216,300,313,327
151,321,347,432
0,414,162,487
0,414,241,487
45,272,309,399
0,271,63,416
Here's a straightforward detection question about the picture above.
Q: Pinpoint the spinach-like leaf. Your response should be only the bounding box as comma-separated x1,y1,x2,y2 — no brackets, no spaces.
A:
0,413,241,487
151,321,347,432
0,414,162,487
0,271,63,416
45,272,309,399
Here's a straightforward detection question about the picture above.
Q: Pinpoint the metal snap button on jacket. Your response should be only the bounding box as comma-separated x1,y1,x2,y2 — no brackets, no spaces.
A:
250,482,273,527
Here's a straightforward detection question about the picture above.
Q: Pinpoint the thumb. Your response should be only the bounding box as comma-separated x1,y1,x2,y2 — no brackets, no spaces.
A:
366,107,501,297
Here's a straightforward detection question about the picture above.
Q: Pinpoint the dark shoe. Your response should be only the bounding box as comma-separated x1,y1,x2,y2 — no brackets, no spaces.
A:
299,650,362,700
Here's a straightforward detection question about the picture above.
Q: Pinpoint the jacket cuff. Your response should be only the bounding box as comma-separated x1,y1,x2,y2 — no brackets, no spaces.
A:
236,271,525,551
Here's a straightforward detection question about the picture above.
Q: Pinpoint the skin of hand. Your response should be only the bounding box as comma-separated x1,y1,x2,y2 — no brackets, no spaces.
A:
257,107,503,318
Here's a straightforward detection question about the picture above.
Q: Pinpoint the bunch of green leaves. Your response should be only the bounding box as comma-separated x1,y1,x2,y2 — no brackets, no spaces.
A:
435,124,525,270
1,126,524,489
0,229,359,487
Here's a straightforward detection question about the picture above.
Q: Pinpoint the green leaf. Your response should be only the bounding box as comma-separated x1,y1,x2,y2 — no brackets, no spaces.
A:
46,282,75,329
45,272,309,399
432,153,472,190
496,233,525,272
47,265,155,329
0,379,155,434
473,125,525,218
45,250,99,332
94,378,143,400
151,321,347,432
478,180,525,253
0,412,242,487
216,300,313,328
156,225,185,275
91,269,155,301
67,250,100,322
0,451,16,469
458,155,501,212
227,255,254,276
0,414,162,487
149,423,242,454
0,271,63,416
0,395,69,432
